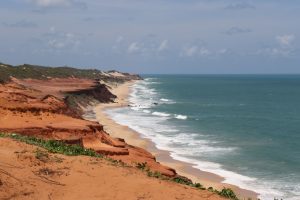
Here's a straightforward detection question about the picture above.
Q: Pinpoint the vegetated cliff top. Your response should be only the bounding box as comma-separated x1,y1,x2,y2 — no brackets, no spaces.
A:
0,62,141,83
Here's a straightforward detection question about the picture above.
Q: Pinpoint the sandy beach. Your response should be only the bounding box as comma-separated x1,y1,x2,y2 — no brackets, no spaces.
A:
94,80,258,199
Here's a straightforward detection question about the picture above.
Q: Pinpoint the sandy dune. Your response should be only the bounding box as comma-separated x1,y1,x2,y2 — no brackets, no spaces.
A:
0,137,225,200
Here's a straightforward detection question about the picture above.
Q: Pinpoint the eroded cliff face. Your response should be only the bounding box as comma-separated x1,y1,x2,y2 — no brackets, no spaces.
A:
0,74,177,177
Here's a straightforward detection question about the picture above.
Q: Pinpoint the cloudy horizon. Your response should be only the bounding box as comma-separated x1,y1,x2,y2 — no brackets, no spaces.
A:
0,0,299,74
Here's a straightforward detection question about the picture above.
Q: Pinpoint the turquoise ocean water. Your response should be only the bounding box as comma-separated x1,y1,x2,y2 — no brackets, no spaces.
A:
106,75,300,200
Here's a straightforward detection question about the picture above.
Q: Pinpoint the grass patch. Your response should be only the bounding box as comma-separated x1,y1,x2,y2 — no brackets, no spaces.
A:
0,133,102,158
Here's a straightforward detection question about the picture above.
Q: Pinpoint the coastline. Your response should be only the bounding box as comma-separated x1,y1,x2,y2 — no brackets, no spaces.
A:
94,80,258,199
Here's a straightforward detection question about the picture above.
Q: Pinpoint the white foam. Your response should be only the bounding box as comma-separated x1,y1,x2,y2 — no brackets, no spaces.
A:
131,107,140,111
104,79,298,200
174,114,187,120
152,111,171,117
143,109,151,113
106,107,291,200
160,98,176,104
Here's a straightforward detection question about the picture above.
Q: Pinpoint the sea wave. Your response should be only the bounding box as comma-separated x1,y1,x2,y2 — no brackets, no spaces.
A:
160,98,170,102
174,114,187,120
142,109,151,113
106,106,286,199
152,111,171,117
105,79,296,200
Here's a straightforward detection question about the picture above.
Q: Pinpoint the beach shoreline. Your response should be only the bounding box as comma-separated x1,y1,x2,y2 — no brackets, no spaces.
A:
93,80,258,199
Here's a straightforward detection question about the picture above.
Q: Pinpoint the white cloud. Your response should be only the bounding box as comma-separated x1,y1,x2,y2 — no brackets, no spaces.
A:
126,39,169,55
127,42,141,53
257,35,296,57
29,0,86,9
276,34,295,46
181,45,211,57
30,0,71,7
199,47,210,56
45,27,81,50
158,40,168,52
218,49,229,55
182,46,198,57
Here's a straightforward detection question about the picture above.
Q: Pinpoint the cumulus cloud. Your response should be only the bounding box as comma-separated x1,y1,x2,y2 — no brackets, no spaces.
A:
158,40,168,52
29,0,86,9
276,34,295,46
257,34,296,56
225,2,255,10
217,49,230,55
126,39,169,55
181,45,211,57
224,27,252,35
127,42,141,54
30,0,71,7
44,27,81,50
181,46,198,57
2,20,38,28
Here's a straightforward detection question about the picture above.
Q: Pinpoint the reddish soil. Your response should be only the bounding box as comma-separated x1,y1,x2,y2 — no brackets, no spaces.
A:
0,78,176,177
0,137,225,200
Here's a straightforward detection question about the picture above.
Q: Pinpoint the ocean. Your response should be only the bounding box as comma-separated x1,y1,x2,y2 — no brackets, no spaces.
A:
105,75,300,200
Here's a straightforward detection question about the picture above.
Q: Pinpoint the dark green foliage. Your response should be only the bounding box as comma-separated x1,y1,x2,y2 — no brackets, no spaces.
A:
193,182,205,190
218,188,239,200
136,162,147,170
172,176,193,185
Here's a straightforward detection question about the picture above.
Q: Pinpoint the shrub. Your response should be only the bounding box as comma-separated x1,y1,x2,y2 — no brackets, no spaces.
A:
172,176,193,185
136,162,147,170
218,188,239,200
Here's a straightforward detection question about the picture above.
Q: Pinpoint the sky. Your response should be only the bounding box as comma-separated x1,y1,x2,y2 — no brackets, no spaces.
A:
0,0,299,74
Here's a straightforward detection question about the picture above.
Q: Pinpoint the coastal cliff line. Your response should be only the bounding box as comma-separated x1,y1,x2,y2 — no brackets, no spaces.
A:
0,63,181,176
0,63,241,200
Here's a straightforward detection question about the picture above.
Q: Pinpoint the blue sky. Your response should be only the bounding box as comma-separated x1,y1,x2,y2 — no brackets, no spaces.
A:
0,0,299,74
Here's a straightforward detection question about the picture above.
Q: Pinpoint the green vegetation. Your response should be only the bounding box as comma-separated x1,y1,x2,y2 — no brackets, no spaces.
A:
135,162,240,199
0,63,133,83
135,162,147,170
172,176,193,185
0,133,102,158
218,188,239,200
